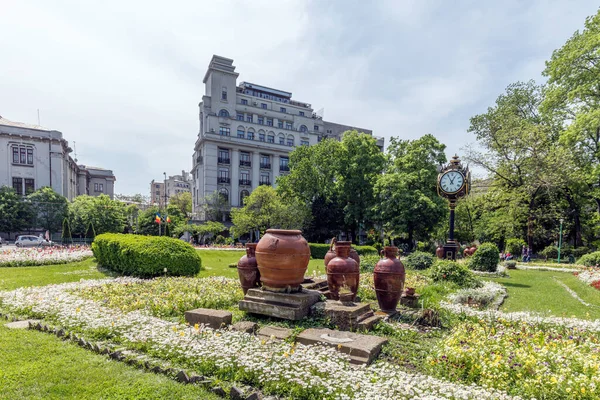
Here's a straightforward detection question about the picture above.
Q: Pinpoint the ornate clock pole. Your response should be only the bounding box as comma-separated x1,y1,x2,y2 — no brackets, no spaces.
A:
437,155,470,260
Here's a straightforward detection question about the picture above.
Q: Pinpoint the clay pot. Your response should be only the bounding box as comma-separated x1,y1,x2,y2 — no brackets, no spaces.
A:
237,243,260,294
436,246,444,259
404,287,416,296
373,246,406,313
255,229,310,292
326,243,360,301
324,239,360,267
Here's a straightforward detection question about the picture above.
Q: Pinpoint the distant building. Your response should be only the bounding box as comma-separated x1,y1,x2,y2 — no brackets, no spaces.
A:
0,115,116,200
150,170,191,208
191,55,383,219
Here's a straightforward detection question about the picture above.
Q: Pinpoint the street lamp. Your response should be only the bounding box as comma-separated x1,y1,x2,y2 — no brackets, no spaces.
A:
557,218,564,263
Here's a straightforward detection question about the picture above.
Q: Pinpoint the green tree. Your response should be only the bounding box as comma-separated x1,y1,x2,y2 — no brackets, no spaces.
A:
69,195,126,236
200,191,230,222
0,186,33,237
27,187,68,235
373,134,447,247
137,205,161,236
173,221,226,244
169,192,192,216
231,185,310,239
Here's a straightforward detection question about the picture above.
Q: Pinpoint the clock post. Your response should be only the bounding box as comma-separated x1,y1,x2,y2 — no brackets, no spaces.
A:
437,155,470,261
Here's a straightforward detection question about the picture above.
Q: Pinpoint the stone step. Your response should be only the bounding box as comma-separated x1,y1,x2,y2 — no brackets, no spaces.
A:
301,278,328,291
357,315,383,331
356,310,374,323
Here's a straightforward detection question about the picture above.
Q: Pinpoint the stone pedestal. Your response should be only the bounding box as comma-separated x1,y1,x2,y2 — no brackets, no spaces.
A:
400,293,420,308
311,300,382,331
184,308,232,329
296,328,387,365
238,288,321,320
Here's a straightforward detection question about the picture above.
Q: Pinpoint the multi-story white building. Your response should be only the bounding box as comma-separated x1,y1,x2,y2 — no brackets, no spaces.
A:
0,115,116,200
150,170,191,208
191,55,383,219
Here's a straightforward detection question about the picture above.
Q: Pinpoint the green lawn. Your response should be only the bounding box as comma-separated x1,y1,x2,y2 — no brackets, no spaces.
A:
0,324,218,400
490,269,600,319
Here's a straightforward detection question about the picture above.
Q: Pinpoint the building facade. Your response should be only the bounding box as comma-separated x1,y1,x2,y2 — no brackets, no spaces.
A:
191,55,383,218
0,115,116,200
150,170,191,208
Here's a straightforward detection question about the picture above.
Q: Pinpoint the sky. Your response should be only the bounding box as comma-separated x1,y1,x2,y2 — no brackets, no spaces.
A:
1,0,598,196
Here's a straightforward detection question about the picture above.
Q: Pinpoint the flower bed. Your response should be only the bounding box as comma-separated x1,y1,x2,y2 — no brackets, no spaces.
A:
0,247,93,267
0,278,517,400
575,267,600,290
447,281,506,310
428,318,600,399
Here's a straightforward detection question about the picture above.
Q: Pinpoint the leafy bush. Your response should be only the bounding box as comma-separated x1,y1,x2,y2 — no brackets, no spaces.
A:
540,245,574,260
416,241,436,254
572,247,591,259
430,260,480,288
354,245,378,256
405,251,434,270
504,260,517,269
308,243,378,259
92,233,201,277
468,242,500,272
505,238,526,256
578,251,600,267
359,254,381,272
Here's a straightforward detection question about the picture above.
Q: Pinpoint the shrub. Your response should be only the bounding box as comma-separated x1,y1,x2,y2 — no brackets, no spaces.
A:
505,238,526,256
92,233,201,277
405,251,434,270
540,245,558,260
578,251,600,267
359,254,381,272
354,245,378,256
572,247,591,259
504,260,517,269
308,243,378,259
468,242,500,272
430,260,480,288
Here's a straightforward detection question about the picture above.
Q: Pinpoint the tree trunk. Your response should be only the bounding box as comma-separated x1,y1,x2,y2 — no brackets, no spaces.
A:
565,190,583,247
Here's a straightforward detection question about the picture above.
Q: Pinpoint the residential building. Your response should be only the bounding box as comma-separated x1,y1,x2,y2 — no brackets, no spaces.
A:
191,55,383,219
0,115,116,200
150,170,191,208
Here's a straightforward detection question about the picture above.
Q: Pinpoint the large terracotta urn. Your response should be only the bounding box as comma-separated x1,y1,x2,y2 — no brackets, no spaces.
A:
255,229,310,292
373,246,406,313
436,245,444,259
237,243,260,294
324,239,360,267
326,242,360,301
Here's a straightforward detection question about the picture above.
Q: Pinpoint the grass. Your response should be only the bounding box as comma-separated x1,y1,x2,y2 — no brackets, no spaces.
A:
490,269,600,319
0,324,219,400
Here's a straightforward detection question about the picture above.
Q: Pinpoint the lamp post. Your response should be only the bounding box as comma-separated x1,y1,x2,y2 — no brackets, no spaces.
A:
557,218,564,264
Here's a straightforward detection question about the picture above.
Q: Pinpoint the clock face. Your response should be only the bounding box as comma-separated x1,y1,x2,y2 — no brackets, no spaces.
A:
439,171,464,194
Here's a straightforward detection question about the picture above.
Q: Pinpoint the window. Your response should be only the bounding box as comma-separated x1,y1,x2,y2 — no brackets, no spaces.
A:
240,152,251,166
221,87,227,100
155,184,160,188
260,173,270,185
94,183,99,192
218,169,230,183
99,183,104,192
260,155,270,169
12,147,18,163
301,140,309,146
248,131,255,140
267,135,274,143
237,113,244,121
219,127,231,136
279,136,285,145
27,149,33,164
259,133,265,142
20,148,26,164
219,188,229,204
300,125,307,132
286,122,292,130
155,190,160,195
237,129,245,138
261,103,267,109
287,137,294,146
277,121,283,128
280,107,286,113
299,111,305,116
240,171,250,186
218,149,230,164
219,109,229,118
12,177,23,195
241,99,248,105
240,190,250,205
246,115,253,122
314,125,319,131
279,157,289,171
266,118,273,126
258,117,264,125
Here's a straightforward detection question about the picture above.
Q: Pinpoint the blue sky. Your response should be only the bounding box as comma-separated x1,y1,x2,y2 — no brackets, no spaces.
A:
1,0,598,195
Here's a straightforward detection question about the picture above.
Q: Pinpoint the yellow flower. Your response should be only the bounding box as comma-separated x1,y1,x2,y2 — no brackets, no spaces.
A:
337,344,343,350
180,331,185,337
550,377,557,384
194,323,199,330
581,387,586,394
76,307,81,313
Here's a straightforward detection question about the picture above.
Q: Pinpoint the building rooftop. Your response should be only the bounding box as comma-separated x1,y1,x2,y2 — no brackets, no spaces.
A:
0,115,54,132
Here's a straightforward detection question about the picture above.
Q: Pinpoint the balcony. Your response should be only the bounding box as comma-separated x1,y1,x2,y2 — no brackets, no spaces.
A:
259,180,271,186
239,179,252,186
279,165,290,172
218,177,230,184
260,163,271,169
239,160,251,167
218,157,230,164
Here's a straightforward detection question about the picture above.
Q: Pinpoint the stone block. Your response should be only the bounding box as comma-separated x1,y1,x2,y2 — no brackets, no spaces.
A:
212,387,226,397
311,300,373,331
184,308,232,329
176,370,190,383
246,393,261,400
5,320,38,329
257,326,294,341
232,321,258,334
239,288,321,320
357,315,383,331
230,386,244,400
400,294,420,308
296,328,387,365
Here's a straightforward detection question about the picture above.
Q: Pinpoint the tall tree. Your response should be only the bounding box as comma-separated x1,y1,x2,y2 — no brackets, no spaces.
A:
0,187,32,237
169,192,192,216
27,187,68,235
69,195,126,236
373,134,447,247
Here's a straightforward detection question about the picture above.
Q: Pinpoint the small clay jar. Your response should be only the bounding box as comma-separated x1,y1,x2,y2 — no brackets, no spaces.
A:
373,246,405,313
324,239,360,267
326,243,360,301
436,246,444,259
237,243,260,294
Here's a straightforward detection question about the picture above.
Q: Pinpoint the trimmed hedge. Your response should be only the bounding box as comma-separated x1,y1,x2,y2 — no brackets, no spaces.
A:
578,251,600,267
430,260,481,288
92,233,201,278
308,243,378,259
468,242,500,272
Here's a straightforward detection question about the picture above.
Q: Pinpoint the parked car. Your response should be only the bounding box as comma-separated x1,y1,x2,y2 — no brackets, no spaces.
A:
15,235,54,247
